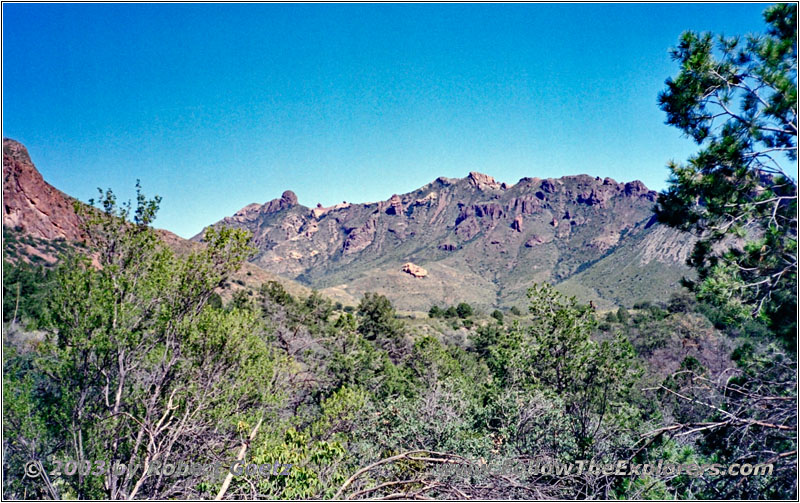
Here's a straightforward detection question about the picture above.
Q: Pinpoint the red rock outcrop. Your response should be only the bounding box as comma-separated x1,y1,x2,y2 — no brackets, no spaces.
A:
456,203,505,226
467,171,502,190
2,138,85,241
508,196,543,215
263,190,298,213
402,262,428,278
386,194,404,215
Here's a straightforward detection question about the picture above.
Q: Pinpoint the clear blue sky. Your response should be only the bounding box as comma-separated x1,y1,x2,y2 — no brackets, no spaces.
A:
3,2,773,238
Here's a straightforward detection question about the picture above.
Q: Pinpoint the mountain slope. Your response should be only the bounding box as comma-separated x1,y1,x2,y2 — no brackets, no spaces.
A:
556,220,695,310
2,138,310,301
197,172,694,311
3,139,85,242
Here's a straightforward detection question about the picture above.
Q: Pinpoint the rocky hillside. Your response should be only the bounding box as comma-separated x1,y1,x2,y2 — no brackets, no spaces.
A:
2,138,309,301
196,172,695,311
3,139,85,242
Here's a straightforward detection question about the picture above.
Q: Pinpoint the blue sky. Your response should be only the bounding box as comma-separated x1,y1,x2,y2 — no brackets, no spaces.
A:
3,3,772,238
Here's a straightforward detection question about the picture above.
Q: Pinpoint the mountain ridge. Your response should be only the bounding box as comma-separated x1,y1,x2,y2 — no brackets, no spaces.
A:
195,170,694,311
3,137,694,311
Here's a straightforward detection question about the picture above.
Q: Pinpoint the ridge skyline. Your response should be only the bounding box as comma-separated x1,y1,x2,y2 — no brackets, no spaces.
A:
223,170,658,223
3,4,769,239
4,135,664,240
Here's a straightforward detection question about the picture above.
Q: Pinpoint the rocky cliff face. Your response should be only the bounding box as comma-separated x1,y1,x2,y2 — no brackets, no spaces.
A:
3,138,85,241
196,171,692,310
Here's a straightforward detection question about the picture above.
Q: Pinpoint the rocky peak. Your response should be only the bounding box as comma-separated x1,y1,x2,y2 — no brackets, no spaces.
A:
223,189,300,225
467,171,502,190
434,176,457,186
260,190,299,214
4,138,29,164
233,203,261,217
280,190,298,206
624,180,650,197
2,138,85,241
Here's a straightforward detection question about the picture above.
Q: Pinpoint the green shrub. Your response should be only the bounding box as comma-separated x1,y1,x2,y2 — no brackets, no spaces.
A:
456,302,473,319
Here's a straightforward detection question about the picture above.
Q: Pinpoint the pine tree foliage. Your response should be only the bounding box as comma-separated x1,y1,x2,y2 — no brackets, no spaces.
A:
656,3,797,341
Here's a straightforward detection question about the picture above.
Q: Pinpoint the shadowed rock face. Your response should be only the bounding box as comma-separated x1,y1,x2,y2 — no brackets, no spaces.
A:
385,194,403,215
196,171,689,310
511,214,524,232
3,138,85,241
